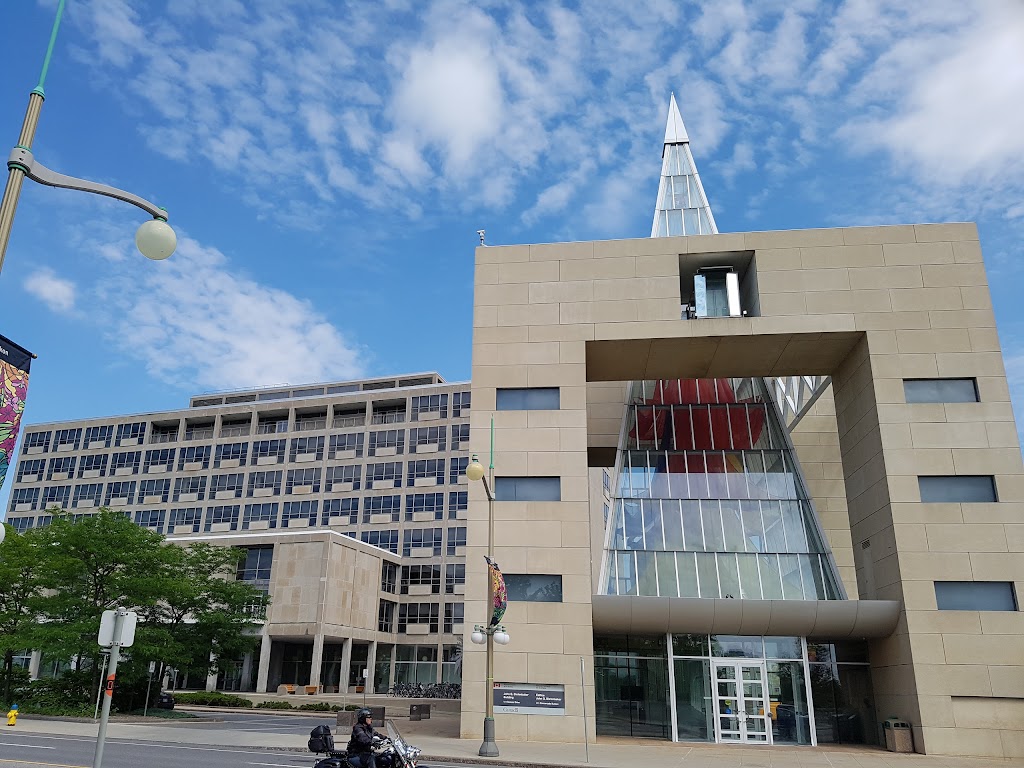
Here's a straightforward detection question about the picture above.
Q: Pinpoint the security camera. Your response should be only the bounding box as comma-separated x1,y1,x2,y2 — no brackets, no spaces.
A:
477,230,486,245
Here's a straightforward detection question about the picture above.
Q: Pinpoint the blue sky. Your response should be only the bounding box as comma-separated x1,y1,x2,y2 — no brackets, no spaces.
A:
2,1,1023,469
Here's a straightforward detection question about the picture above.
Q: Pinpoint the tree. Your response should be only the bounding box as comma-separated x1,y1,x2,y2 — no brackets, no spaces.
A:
0,522,44,704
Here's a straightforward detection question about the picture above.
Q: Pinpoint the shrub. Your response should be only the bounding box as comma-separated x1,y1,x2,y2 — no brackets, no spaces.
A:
298,702,332,711
255,700,294,710
172,691,253,708
344,704,361,711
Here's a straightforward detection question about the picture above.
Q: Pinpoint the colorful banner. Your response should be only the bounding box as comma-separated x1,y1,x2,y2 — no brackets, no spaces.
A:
0,335,33,491
485,556,507,627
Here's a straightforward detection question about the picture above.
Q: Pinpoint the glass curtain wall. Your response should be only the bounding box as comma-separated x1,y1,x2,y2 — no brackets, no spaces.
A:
603,378,842,601
808,642,878,745
594,635,671,739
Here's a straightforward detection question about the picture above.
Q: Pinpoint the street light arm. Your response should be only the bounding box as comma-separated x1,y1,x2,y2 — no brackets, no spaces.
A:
480,474,494,502
8,147,168,220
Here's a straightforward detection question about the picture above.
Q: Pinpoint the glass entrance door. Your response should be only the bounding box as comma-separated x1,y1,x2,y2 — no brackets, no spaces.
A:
712,661,772,744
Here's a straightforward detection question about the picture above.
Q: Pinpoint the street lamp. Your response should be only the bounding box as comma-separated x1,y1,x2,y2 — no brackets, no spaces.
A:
467,431,507,758
0,0,175,277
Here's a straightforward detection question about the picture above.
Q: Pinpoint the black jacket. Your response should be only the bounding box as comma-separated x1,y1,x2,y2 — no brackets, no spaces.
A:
347,723,375,754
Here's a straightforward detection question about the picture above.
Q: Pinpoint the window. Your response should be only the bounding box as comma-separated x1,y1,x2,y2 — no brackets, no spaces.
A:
248,470,282,496
406,493,445,521
362,529,399,554
408,459,444,487
256,415,288,434
220,417,251,438
323,497,359,525
410,426,445,454
84,425,113,448
364,495,401,522
398,603,439,634
444,603,464,633
326,464,360,491
411,394,447,421
238,545,273,581
24,431,51,452
368,429,404,457
295,413,327,431
211,473,245,499
282,500,318,527
150,424,179,443
403,527,442,557
505,574,563,602
214,442,248,468
42,485,72,509
446,526,467,556
449,457,469,484
286,467,321,493
450,424,469,451
206,504,240,531
243,502,279,529
452,391,471,417
252,439,285,464
178,446,211,470
378,600,397,633
47,457,76,480
144,448,175,473
135,510,165,533
168,507,202,534
495,476,561,502
139,478,171,503
401,564,441,594
449,491,468,519
372,405,406,425
104,482,134,506
173,475,207,501
72,483,103,508
496,387,560,410
395,645,437,683
16,459,45,482
446,564,466,594
936,581,1017,611
11,488,40,511
904,378,979,404
329,432,363,459
79,454,107,477
116,422,146,446
332,409,365,428
381,562,398,594
54,428,82,451
290,436,325,461
110,451,141,474
184,422,215,441
919,475,996,503
10,517,33,533
367,462,402,489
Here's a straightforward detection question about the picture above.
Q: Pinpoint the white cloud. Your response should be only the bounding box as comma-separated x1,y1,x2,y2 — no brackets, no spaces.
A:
97,236,364,391
24,269,76,313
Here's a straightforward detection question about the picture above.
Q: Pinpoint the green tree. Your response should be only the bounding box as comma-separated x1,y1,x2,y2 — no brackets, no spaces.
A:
0,522,44,704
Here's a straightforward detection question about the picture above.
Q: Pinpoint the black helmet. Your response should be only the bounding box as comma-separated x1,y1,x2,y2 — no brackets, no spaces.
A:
357,708,372,724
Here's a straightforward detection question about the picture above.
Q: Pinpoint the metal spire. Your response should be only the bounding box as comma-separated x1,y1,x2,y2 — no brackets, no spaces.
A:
651,94,718,237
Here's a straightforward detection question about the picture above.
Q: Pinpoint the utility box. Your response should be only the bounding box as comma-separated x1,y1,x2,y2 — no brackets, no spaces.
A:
338,706,385,727
882,718,913,753
410,704,431,721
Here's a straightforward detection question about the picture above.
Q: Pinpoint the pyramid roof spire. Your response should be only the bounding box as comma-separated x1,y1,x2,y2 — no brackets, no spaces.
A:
663,92,689,148
651,94,717,237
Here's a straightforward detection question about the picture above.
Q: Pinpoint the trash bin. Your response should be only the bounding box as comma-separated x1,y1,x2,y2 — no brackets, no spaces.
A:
882,718,913,753
410,704,431,721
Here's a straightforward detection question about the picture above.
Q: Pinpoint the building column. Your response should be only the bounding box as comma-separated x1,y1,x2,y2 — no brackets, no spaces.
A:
309,634,325,691
205,651,218,692
240,652,254,692
256,632,272,693
28,650,41,680
365,641,377,694
339,638,353,694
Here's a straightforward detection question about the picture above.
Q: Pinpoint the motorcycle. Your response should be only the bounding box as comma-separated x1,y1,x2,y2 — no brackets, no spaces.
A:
309,719,424,768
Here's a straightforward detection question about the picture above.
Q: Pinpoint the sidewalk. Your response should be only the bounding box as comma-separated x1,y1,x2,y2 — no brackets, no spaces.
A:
12,714,1024,768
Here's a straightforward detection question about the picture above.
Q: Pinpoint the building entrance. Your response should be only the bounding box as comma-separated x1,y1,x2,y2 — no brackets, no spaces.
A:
711,660,771,744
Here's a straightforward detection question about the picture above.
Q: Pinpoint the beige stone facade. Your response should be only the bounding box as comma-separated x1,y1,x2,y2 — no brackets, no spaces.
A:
463,223,1024,758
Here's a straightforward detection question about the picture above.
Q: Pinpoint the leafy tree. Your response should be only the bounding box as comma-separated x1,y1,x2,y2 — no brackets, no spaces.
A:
0,522,44,704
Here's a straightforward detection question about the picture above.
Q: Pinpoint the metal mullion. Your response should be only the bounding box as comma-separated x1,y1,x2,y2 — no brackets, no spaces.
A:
801,637,818,747
667,631,679,742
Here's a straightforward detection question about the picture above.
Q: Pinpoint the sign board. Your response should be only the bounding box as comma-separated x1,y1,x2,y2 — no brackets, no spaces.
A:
493,682,565,716
98,609,138,648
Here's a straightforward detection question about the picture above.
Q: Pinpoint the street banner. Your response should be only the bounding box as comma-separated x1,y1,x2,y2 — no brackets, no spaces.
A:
0,335,32,491
485,556,507,626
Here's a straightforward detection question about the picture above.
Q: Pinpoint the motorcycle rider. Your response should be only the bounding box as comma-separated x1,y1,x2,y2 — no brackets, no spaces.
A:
347,708,377,768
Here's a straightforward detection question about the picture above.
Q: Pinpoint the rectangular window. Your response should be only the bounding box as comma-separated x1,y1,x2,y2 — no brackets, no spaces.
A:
401,564,441,594
10,516,33,533
116,422,146,446
445,563,466,594
289,436,325,461
381,562,398,594
252,439,285,464
256,415,289,434
206,504,240,531
42,485,72,509
168,507,202,534
150,424,179,443
248,470,282,496
369,429,405,456
16,459,45,482
444,603,465,634
11,488,40,511
214,442,248,468
238,545,274,581
406,493,445,521
505,574,563,602
448,491,468,519
919,475,996,503
135,509,166,533
210,473,245,498
452,391,471,418
446,526,466,556
904,378,979,404
329,432,364,459
72,483,103,508
449,457,468,484
408,459,445,487
326,464,361,491
139,478,171,503
79,454,107,478
220,417,251,438
367,461,402,489
494,476,561,502
54,428,82,451
411,394,447,421
496,387,560,410
144,448,176,473
409,426,446,454
104,481,135,506
364,495,401,522
450,424,469,451
378,600,396,633
286,467,321,494
110,451,141,474
398,602,439,633
173,475,208,501
24,431,51,452
935,581,1017,611
323,497,359,525
294,413,326,431
184,422,215,441
403,527,442,557
362,529,399,554
178,446,211,470
243,502,279,530
84,425,113,448
47,457,76,480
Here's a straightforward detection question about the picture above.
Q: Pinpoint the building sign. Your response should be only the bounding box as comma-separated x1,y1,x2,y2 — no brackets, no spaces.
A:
493,682,565,715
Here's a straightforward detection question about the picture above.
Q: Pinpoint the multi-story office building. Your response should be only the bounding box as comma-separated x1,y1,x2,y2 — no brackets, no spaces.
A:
6,373,471,693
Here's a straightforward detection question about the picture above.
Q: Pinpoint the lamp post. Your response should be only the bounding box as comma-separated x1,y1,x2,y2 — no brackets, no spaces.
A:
466,418,507,758
0,0,176,276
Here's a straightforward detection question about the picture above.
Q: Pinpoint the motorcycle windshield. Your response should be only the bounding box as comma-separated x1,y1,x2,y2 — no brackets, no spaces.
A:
385,719,408,759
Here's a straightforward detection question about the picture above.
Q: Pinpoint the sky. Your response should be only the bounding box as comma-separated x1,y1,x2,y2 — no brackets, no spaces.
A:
1,0,1023,502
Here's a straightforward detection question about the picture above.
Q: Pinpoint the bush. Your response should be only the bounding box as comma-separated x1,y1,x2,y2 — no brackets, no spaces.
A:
344,704,361,711
172,691,253,708
255,700,293,710
298,702,332,711
330,705,343,711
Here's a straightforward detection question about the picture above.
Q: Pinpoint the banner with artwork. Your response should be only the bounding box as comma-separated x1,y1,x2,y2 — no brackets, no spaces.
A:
485,556,507,627
0,335,33,491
